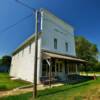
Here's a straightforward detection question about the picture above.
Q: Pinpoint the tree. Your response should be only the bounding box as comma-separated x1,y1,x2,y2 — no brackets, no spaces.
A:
75,36,100,71
95,62,100,71
0,56,11,67
0,56,11,72
2,56,12,66
75,36,99,72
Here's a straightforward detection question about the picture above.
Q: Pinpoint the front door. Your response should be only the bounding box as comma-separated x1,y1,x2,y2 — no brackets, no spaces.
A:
55,61,65,81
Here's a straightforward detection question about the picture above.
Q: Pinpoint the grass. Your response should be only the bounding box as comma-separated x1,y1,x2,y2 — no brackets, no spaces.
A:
80,71,100,74
0,77,100,100
0,73,31,91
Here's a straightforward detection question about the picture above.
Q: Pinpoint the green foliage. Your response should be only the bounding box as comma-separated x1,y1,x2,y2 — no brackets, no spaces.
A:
75,36,98,62
75,36,98,63
75,36,100,71
93,62,100,71
0,56,11,67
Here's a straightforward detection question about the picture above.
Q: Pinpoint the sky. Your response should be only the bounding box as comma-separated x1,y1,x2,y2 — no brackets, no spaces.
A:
0,0,100,57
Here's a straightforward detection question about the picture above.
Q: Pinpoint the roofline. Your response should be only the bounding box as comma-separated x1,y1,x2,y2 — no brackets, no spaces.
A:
40,8,74,31
42,49,88,63
12,32,42,56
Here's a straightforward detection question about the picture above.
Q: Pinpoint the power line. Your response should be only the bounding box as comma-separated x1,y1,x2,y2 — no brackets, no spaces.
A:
0,0,36,34
13,0,39,99
0,13,33,34
15,0,36,12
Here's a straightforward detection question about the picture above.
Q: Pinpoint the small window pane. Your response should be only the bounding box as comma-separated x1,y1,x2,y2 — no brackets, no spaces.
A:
59,64,62,72
54,38,57,49
65,42,68,52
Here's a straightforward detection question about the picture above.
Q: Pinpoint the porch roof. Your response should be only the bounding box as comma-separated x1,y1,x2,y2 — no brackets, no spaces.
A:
42,50,88,63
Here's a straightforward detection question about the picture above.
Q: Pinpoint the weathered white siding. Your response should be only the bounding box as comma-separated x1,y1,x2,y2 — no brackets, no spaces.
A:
10,9,76,83
41,10,76,56
10,38,42,83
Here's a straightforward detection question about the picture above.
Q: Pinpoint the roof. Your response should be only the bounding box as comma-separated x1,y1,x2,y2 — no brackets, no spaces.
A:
12,9,74,56
12,32,42,55
42,50,88,63
12,34,35,55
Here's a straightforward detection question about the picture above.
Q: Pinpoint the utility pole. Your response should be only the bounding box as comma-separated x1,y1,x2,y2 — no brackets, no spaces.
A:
15,0,40,99
33,10,39,99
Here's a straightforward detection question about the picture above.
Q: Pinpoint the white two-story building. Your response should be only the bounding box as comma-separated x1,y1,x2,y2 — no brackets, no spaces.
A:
10,9,87,84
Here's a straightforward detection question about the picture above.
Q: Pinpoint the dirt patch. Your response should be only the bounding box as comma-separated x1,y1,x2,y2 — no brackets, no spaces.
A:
0,83,63,97
0,88,33,97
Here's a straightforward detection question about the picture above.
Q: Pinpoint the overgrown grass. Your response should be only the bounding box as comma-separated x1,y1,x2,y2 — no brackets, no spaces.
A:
1,77,100,100
0,73,31,91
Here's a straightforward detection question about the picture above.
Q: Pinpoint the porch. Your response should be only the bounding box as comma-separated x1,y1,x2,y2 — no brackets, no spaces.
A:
40,50,89,85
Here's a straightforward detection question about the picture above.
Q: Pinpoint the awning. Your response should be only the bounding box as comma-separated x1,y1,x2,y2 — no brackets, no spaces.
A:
42,50,88,63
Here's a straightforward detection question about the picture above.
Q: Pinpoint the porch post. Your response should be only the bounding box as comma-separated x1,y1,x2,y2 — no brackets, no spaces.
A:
46,59,52,87
66,61,69,82
55,63,56,76
49,59,52,87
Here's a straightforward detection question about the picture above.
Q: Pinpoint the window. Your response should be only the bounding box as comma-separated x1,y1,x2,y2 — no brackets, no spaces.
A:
42,60,49,76
56,63,62,72
54,38,57,49
68,64,76,73
59,63,62,72
65,42,68,52
29,44,32,54
56,63,59,72
52,65,55,72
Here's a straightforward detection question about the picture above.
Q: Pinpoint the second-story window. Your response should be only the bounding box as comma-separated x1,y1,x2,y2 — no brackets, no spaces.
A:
29,44,32,54
65,42,68,52
54,38,57,49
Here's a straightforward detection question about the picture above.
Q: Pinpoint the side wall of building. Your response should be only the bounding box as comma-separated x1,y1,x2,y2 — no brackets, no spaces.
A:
10,38,42,83
41,10,76,56
10,9,77,83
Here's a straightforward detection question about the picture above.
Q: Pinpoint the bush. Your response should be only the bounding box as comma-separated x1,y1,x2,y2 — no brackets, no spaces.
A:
0,85,7,91
94,62,100,71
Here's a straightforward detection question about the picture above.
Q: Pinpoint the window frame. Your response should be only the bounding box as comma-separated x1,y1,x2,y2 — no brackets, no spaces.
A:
54,38,57,49
65,42,68,52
